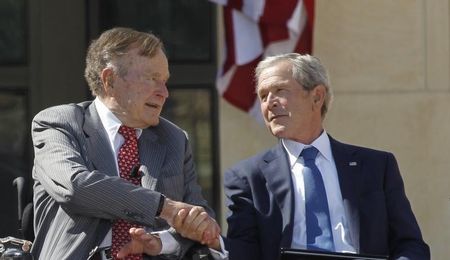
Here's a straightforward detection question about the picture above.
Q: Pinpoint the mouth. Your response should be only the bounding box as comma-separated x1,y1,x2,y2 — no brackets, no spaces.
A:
268,113,288,122
145,102,161,110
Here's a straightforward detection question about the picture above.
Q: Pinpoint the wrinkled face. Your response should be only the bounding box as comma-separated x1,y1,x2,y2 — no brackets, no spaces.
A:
104,48,170,128
257,61,323,143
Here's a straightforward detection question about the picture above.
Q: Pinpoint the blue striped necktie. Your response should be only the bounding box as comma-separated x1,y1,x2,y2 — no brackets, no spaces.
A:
301,146,335,251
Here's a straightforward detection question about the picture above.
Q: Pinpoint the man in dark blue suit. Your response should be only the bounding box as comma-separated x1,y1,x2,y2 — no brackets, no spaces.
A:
224,53,430,260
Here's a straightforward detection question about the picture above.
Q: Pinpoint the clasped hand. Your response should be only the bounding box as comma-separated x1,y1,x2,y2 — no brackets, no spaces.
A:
161,199,221,248
173,206,221,247
117,200,221,258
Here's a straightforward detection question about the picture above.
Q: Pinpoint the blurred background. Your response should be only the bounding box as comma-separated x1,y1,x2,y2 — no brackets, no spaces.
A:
0,0,448,258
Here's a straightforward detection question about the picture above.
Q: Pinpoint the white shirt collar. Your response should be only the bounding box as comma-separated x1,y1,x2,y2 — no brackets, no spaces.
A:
93,98,142,140
282,130,333,168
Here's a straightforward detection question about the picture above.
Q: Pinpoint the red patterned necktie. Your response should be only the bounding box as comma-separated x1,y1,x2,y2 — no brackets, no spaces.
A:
111,125,143,260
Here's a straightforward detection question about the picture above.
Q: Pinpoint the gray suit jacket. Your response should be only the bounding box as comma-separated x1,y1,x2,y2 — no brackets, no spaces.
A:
31,101,212,259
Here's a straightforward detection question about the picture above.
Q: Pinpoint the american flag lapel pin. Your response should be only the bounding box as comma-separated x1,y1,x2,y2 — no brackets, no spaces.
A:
349,161,357,166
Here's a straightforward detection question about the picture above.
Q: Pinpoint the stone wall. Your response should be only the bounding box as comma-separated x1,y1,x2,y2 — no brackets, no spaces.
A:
220,1,450,258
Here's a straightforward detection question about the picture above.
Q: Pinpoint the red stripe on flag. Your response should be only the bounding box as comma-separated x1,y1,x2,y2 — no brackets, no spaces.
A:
259,0,297,45
223,58,260,111
304,0,315,23
295,0,314,54
227,0,243,10
259,0,299,25
259,24,289,46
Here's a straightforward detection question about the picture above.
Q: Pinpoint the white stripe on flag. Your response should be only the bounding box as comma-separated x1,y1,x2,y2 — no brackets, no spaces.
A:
216,65,236,96
233,9,263,65
242,0,265,21
288,0,306,34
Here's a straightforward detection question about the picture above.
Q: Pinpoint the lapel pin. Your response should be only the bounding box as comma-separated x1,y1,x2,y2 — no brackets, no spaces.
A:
349,162,357,166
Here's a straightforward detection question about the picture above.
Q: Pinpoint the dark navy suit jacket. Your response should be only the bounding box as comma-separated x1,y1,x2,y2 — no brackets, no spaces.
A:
224,136,429,260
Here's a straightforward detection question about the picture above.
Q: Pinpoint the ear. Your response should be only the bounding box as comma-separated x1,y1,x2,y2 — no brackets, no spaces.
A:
312,85,326,106
100,68,114,94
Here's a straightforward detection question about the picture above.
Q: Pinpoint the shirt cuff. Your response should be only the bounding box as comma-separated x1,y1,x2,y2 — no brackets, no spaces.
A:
209,236,229,259
152,230,180,255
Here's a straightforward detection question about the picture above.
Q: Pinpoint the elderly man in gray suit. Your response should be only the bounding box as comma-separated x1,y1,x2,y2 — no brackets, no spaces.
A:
31,27,224,260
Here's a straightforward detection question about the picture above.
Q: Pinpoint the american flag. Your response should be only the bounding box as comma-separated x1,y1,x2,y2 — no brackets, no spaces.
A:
211,0,315,121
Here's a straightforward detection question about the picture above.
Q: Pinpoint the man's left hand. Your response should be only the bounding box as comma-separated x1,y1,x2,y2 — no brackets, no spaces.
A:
117,228,162,258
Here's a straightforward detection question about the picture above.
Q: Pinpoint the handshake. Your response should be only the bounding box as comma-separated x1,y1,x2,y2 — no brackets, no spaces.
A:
117,196,221,258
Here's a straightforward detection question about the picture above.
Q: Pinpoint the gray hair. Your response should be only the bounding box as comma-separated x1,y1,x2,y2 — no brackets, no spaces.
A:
255,53,333,118
84,27,163,97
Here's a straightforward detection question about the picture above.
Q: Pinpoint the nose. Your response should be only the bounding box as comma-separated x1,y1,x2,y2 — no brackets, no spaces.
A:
157,81,169,99
266,92,278,108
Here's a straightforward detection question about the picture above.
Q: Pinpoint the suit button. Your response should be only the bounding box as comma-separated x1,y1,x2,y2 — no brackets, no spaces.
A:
123,210,144,220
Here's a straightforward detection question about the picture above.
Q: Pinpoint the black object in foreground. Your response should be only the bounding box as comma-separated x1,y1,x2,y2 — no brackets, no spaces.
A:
280,248,387,260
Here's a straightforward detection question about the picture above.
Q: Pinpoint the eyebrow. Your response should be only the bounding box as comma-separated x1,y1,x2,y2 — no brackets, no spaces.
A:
143,71,170,79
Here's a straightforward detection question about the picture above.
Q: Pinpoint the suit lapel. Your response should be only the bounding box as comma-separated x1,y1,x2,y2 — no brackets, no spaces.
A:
83,103,117,177
82,102,117,246
261,143,294,247
330,136,362,250
138,128,166,191
84,102,165,190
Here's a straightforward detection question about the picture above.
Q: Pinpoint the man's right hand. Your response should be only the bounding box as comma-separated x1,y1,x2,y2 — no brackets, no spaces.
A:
159,198,220,247
158,198,186,225
173,207,221,250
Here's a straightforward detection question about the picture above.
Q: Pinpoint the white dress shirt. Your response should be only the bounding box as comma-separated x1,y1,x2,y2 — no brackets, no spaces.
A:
282,131,357,253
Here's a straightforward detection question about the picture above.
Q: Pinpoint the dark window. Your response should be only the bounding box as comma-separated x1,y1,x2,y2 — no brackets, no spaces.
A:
0,0,27,65
0,91,30,237
98,0,213,62
161,87,218,205
0,0,30,238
